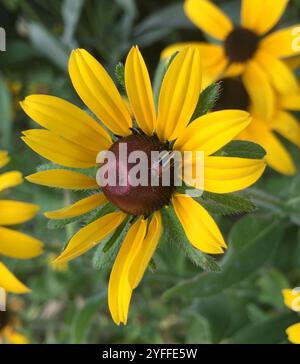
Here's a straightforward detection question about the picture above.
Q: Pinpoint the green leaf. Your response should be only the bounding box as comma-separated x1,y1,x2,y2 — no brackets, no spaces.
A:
115,62,125,90
70,294,104,344
153,60,167,106
26,21,69,72
36,163,97,178
215,140,266,159
153,51,178,106
92,217,130,270
161,206,222,273
116,0,137,36
134,4,193,47
47,214,87,230
284,178,300,225
257,268,290,308
196,191,257,216
247,188,285,216
229,312,298,344
186,293,237,344
0,75,12,150
191,82,221,121
84,203,116,225
164,215,285,300
184,311,211,344
61,0,84,49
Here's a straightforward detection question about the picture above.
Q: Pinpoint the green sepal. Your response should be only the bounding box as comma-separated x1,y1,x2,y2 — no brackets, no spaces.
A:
47,202,115,230
214,140,266,159
161,206,222,273
191,82,221,121
36,163,98,178
176,183,256,216
115,62,125,90
196,191,257,216
92,216,130,270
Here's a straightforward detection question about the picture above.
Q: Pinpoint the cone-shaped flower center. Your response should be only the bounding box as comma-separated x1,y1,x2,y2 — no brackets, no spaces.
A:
214,78,250,111
225,27,259,63
101,134,175,216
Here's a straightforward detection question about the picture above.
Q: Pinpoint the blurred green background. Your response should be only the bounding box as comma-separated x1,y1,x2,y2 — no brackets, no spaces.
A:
1,0,300,344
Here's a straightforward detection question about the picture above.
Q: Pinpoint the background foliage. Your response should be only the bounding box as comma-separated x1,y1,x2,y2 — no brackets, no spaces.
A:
1,0,300,344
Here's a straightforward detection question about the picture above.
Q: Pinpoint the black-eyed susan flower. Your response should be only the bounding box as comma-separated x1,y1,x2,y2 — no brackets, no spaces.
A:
0,299,28,344
282,289,300,344
162,0,300,119
21,46,266,325
213,78,300,175
0,151,43,294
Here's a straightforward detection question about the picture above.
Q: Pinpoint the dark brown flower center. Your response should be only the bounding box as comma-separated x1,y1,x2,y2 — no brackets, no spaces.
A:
225,27,260,63
101,134,175,216
213,78,250,111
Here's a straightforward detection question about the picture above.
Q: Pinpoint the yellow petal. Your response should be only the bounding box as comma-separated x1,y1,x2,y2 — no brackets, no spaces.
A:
256,50,298,94
261,25,300,58
26,170,98,190
243,60,275,119
172,194,226,254
223,62,246,78
20,95,111,152
174,110,251,155
0,150,10,168
271,111,300,147
0,171,23,192
241,0,265,32
161,42,229,89
202,58,228,90
241,0,288,35
5,330,29,344
54,211,126,263
22,129,97,169
162,43,230,91
125,46,156,135
156,47,202,141
129,212,162,289
0,226,43,259
184,0,233,40
241,119,296,176
282,289,300,311
280,91,300,111
286,323,300,344
202,156,266,193
161,42,224,68
108,217,147,325
0,262,30,294
263,134,296,176
0,200,38,226
45,193,107,220
69,49,132,136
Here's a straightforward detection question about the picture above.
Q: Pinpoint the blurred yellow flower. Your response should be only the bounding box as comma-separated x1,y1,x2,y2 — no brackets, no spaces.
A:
282,289,300,344
162,0,300,119
0,299,28,344
214,78,300,175
0,151,43,294
21,47,266,325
